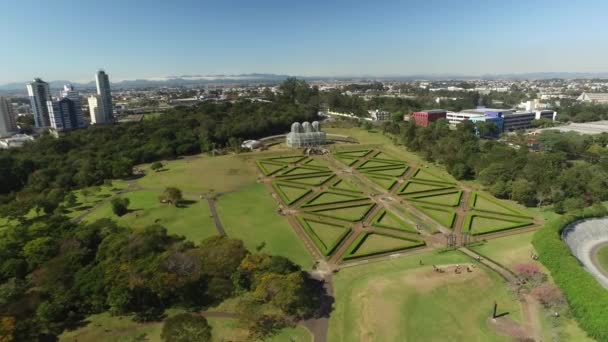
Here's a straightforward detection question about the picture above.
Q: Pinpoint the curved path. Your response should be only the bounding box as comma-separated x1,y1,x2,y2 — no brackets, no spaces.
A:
562,217,608,288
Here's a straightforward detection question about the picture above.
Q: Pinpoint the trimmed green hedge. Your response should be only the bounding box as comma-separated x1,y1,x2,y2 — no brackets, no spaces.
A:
256,160,287,176
462,213,532,235
532,206,608,341
343,232,425,260
272,182,312,205
371,209,418,233
415,205,456,228
468,192,533,219
296,217,351,256
311,203,376,222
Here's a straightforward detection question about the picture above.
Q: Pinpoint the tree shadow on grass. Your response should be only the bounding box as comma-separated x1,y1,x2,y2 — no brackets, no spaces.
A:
177,200,197,208
72,205,94,212
122,173,144,181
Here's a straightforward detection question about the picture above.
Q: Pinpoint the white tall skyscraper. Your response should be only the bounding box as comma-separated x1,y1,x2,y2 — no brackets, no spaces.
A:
0,97,17,136
26,78,51,128
87,95,103,124
95,70,113,123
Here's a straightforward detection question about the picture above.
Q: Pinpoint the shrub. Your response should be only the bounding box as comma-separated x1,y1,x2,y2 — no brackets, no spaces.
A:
513,263,545,284
150,162,164,172
531,284,565,308
111,197,130,217
161,313,211,342
532,205,608,341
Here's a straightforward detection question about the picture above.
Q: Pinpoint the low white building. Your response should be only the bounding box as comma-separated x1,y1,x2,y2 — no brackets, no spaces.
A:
0,134,34,149
368,109,391,121
577,93,608,104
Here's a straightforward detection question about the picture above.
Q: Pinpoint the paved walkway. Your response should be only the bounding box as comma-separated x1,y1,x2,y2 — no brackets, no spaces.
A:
206,196,226,236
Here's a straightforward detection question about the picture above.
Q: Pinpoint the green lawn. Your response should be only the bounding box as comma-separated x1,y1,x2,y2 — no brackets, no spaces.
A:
469,193,530,218
83,190,217,244
414,205,456,228
216,183,314,268
464,214,532,235
303,191,363,207
407,190,462,206
143,112,163,120
273,183,311,205
470,232,544,270
345,233,422,259
469,233,592,342
412,168,455,184
138,154,257,194
59,311,311,342
207,318,311,342
310,203,375,222
360,166,408,177
325,128,392,145
364,175,396,190
371,209,417,233
400,181,453,194
329,250,523,342
594,244,608,274
59,311,172,342
297,217,350,256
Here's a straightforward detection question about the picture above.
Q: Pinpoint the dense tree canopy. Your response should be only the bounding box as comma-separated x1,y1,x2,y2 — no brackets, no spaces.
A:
0,216,327,341
397,120,608,210
0,80,320,217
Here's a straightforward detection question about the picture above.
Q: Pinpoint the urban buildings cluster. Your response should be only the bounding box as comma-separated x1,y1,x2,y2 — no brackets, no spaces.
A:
26,70,113,132
411,105,557,134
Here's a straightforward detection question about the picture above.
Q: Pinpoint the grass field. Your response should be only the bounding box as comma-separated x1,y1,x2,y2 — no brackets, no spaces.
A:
59,311,311,342
311,203,375,222
371,209,417,233
216,183,313,268
329,250,522,342
303,191,364,207
298,217,350,256
594,244,608,274
469,233,593,342
470,232,544,270
207,318,311,342
344,233,423,259
83,190,217,244
464,214,532,235
415,205,456,228
325,128,393,145
407,190,462,206
138,154,257,194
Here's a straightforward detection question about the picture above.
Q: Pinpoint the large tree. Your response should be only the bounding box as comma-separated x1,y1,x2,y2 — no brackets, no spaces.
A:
161,313,212,342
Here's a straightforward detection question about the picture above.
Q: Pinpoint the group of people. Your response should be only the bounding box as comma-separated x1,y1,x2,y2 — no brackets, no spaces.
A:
429,263,473,274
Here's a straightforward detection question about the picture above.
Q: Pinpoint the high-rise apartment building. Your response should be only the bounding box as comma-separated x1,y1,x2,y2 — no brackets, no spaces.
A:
95,70,113,123
0,97,18,136
26,78,51,128
60,84,85,128
47,98,82,132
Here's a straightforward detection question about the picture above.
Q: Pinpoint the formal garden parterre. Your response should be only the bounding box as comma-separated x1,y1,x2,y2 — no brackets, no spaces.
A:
257,148,538,264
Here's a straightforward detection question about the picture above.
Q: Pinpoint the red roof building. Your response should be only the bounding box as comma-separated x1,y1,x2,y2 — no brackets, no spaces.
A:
411,110,447,127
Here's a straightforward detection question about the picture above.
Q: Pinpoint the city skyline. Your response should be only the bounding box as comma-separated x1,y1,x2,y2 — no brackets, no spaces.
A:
2,0,608,84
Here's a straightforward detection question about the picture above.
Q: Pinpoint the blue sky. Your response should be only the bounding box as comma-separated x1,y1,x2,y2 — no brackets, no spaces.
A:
1,0,607,83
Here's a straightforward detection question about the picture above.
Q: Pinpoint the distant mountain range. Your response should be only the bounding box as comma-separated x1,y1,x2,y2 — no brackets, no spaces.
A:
2,72,608,92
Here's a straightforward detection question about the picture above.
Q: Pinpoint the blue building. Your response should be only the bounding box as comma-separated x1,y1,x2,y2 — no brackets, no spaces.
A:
470,115,504,136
